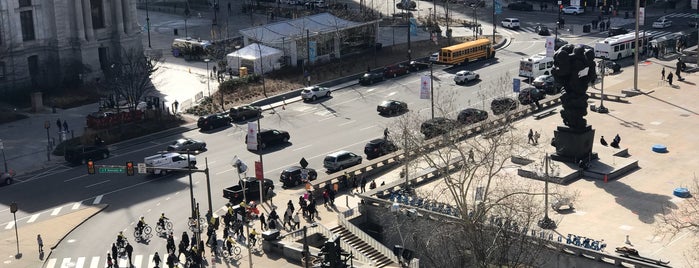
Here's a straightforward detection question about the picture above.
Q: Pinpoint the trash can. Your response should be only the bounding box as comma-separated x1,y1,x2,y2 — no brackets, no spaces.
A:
583,24,591,33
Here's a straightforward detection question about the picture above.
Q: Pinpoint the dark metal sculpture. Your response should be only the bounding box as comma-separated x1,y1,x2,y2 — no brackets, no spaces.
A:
550,44,598,165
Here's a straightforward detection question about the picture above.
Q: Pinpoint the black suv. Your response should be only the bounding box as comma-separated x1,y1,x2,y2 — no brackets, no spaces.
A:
420,117,456,139
359,71,385,85
608,27,629,37
229,106,262,121
490,97,518,115
364,139,398,159
246,129,290,151
197,113,231,130
457,108,489,125
65,145,110,165
280,166,318,187
518,87,546,104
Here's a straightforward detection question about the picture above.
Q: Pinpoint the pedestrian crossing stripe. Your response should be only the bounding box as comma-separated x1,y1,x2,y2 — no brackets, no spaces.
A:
663,13,697,18
2,196,103,230
46,254,158,268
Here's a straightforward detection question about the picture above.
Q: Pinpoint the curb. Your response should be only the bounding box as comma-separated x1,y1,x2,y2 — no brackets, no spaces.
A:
43,204,109,267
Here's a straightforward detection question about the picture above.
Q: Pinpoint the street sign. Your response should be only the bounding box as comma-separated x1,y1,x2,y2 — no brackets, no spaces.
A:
299,157,309,169
137,163,147,174
513,78,521,93
255,161,263,180
99,166,126,173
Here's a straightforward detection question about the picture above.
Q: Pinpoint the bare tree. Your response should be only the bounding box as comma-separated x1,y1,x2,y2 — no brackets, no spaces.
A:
658,177,699,266
102,49,162,110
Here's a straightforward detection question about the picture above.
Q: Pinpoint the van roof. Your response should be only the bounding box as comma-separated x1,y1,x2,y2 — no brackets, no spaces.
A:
145,152,180,160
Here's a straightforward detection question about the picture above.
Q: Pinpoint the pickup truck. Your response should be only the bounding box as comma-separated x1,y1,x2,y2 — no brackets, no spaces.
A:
223,176,275,204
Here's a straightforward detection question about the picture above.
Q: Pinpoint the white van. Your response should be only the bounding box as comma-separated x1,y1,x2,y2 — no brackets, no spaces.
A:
144,152,197,175
501,18,520,29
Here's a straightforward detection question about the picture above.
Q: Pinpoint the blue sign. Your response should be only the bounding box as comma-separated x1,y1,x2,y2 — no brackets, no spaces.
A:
309,41,317,62
409,18,418,36
513,78,521,93
495,0,502,14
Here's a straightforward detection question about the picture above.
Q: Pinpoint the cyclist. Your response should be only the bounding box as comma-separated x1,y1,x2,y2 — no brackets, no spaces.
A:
116,231,126,248
158,213,169,229
136,217,146,234
225,236,235,254
249,228,259,247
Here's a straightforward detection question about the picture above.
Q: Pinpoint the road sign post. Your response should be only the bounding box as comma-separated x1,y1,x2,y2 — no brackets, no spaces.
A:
137,163,147,174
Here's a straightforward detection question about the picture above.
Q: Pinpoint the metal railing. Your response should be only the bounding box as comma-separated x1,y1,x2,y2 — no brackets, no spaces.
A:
337,209,400,264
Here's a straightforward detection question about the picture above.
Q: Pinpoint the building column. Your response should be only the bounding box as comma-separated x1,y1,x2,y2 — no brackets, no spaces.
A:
74,0,86,41
113,0,124,35
122,0,135,35
82,0,95,41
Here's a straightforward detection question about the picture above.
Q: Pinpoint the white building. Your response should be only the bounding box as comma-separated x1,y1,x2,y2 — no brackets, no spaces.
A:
0,0,142,95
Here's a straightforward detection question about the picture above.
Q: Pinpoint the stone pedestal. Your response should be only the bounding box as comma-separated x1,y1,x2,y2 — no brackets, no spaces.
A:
31,92,43,113
551,125,598,164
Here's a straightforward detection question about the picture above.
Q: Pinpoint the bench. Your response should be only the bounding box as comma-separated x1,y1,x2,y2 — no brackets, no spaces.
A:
588,92,628,103
533,108,557,120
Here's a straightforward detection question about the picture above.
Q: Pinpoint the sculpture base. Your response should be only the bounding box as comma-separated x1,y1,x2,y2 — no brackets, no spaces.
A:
551,125,598,165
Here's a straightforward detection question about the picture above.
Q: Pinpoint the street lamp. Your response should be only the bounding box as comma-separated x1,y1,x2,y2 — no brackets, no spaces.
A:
204,59,211,99
145,0,151,48
536,154,557,229
0,139,8,173
597,59,609,113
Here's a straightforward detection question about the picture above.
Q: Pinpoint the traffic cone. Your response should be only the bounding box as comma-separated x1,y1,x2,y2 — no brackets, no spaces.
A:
604,174,608,183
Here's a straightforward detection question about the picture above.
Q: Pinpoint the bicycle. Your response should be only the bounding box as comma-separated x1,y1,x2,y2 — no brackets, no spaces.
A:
156,219,173,234
133,224,152,241
222,242,242,260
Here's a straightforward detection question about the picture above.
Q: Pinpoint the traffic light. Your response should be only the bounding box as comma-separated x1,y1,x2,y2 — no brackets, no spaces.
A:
559,4,563,10
126,161,135,176
87,161,95,175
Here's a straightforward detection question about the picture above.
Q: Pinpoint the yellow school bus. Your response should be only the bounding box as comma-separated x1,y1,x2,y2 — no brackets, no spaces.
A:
439,38,495,65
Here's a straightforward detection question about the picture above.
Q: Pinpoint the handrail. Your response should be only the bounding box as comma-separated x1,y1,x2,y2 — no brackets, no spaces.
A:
281,222,373,265
337,209,400,264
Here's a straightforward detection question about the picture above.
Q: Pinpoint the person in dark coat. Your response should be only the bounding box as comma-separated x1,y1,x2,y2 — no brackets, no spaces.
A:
125,243,133,266
153,252,161,268
360,176,367,193
667,72,673,86
107,253,114,268
166,253,176,268
111,243,118,260
600,136,608,146
259,213,267,230
181,232,189,251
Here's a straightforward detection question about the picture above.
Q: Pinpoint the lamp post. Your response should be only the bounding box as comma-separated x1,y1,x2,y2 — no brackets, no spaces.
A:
537,154,557,229
633,0,640,91
204,59,211,99
597,59,609,113
187,150,196,219
146,0,151,48
430,62,434,119
0,139,8,173
43,121,50,161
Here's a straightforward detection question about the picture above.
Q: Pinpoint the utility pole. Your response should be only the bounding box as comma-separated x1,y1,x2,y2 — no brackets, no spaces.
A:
633,0,640,91
146,0,151,48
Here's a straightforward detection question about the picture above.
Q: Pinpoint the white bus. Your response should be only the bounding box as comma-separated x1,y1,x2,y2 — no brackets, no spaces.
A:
594,32,650,60
519,53,554,78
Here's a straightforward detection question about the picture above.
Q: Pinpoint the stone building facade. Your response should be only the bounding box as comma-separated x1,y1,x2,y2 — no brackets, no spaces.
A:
0,0,142,96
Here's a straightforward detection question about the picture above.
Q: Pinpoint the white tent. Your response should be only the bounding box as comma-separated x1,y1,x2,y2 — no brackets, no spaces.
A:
226,44,283,75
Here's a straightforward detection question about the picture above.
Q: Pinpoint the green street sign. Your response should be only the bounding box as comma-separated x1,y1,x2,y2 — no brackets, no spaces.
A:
99,167,125,173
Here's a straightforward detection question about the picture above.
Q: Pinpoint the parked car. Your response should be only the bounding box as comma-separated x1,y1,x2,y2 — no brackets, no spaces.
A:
507,1,533,11
420,117,456,139
501,18,520,29
600,60,621,73
457,108,489,125
364,139,398,159
197,113,231,130
323,150,362,172
652,17,672,28
384,64,410,78
518,87,546,104
532,75,562,94
377,100,408,115
396,0,416,9
65,145,110,165
246,129,290,151
454,70,479,84
562,6,584,15
280,166,318,187
608,27,629,37
535,24,550,36
409,60,430,71
359,71,385,85
301,86,331,101
167,138,207,152
305,0,327,8
1,170,16,186
490,97,518,115
229,105,262,121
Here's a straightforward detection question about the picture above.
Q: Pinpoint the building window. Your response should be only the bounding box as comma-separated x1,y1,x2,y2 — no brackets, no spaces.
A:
28,55,38,77
0,62,5,80
18,0,31,7
90,0,104,29
20,10,35,41
98,47,109,71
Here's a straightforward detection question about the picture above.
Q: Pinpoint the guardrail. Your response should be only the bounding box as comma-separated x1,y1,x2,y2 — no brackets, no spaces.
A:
337,209,401,264
308,97,563,197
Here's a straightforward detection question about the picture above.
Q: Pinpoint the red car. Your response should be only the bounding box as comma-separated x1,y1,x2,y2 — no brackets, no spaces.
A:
383,64,410,78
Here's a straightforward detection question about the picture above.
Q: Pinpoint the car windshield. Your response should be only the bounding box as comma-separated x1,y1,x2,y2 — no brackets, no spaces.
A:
380,101,392,106
324,156,336,162
302,89,311,93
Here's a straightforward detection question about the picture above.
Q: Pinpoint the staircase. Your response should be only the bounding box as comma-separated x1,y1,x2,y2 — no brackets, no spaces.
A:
330,225,395,268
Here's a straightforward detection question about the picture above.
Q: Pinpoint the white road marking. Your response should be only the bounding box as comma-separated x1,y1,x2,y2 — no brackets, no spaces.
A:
367,88,376,92
5,221,14,229
75,257,86,268
338,120,356,126
216,168,234,175
386,92,397,97
51,207,62,216
60,257,72,268
85,180,110,188
89,256,100,268
72,202,81,210
46,258,57,268
93,195,103,204
359,125,376,131
27,213,40,223
64,174,89,182
293,144,312,151
134,255,143,267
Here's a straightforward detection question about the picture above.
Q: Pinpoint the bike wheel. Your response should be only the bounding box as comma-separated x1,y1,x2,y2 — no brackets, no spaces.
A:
233,245,241,257
156,225,164,233
133,230,141,239
144,225,152,235
165,221,173,231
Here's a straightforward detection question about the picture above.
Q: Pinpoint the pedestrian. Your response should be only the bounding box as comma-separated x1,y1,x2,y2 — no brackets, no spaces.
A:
166,252,176,268
329,189,335,206
614,134,621,145
37,234,43,253
107,253,114,268
125,242,133,266
178,240,187,259
63,120,68,132
111,243,118,260
352,174,358,192
260,213,267,230
600,136,608,146
153,252,161,268
293,211,301,230
468,149,475,162
182,232,190,250
360,176,367,193
56,119,62,132
661,67,665,80
287,200,295,214
528,129,534,144
212,65,217,78
384,128,389,140
323,189,329,206
284,210,291,229
369,180,376,190
675,66,682,81
534,131,541,145
667,72,673,86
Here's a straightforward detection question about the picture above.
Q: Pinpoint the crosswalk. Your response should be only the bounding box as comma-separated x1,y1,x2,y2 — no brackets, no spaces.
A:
2,195,103,230
46,254,158,268
663,12,697,19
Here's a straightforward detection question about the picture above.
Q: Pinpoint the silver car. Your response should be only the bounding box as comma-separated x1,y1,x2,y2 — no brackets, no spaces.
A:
301,86,331,101
167,138,207,152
